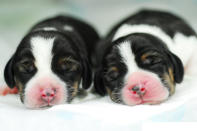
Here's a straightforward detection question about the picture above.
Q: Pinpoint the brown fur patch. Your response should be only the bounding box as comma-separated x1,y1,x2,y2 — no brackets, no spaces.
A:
71,81,79,97
106,87,117,102
106,88,120,103
106,88,112,97
111,67,118,72
15,78,24,102
141,53,150,61
168,68,174,83
163,73,175,95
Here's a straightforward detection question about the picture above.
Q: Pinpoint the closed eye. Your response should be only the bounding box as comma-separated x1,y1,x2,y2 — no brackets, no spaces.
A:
104,67,119,82
17,59,36,74
143,55,163,65
58,57,80,72
141,52,163,66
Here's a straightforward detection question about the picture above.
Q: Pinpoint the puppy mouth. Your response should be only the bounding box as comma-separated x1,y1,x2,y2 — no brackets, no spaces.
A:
39,101,57,108
32,103,54,110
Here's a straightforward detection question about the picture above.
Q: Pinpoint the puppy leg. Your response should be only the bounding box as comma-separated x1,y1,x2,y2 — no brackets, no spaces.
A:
0,86,18,96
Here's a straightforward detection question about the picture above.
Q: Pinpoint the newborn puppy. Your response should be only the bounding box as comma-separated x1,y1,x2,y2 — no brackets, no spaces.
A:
94,9,197,105
4,15,99,108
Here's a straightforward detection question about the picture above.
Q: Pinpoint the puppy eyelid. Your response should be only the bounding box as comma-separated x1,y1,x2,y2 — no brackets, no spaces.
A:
104,67,119,82
141,51,163,62
60,56,79,65
19,58,34,65
58,56,81,72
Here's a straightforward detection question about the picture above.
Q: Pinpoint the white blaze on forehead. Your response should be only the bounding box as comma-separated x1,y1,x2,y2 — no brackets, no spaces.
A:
117,41,139,81
31,36,54,74
64,25,74,31
39,27,57,31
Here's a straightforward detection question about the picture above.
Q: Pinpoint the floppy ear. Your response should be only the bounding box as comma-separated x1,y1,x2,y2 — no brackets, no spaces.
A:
81,58,92,89
93,68,106,96
4,56,16,88
168,52,184,83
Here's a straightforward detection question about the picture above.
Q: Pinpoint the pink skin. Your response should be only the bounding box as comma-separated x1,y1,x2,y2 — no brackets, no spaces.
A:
0,86,18,96
122,72,169,105
25,77,66,108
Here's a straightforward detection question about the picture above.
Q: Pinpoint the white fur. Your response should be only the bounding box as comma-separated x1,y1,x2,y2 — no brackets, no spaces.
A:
113,24,175,51
24,37,67,107
64,25,74,31
31,37,54,75
35,27,57,32
173,33,197,75
113,24,197,74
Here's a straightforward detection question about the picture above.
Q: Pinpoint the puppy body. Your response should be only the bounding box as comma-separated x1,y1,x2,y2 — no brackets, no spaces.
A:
4,15,99,108
94,10,197,105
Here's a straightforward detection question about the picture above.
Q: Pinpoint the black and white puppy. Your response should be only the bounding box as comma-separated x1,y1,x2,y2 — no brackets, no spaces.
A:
94,9,197,105
4,15,100,108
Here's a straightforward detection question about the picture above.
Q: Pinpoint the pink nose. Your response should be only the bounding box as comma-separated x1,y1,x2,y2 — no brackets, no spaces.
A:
127,72,155,97
41,88,56,103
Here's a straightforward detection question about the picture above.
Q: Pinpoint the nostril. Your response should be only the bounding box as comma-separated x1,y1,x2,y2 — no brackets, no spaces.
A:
46,92,51,96
42,94,46,97
133,91,137,94
132,86,140,91
141,87,145,92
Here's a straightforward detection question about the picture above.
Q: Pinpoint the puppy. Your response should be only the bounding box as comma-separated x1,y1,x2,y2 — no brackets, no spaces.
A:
4,15,100,108
94,9,197,105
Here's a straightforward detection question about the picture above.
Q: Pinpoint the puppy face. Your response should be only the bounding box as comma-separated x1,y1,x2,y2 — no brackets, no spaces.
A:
4,31,91,108
94,33,184,105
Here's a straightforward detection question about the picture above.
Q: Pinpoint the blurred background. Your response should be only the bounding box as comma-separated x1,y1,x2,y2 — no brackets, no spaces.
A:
0,0,197,80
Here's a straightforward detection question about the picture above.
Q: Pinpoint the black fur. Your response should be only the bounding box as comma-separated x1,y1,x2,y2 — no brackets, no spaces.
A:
107,9,196,39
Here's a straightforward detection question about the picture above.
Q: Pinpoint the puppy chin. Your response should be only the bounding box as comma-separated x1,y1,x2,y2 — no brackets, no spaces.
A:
23,76,67,109
121,71,169,106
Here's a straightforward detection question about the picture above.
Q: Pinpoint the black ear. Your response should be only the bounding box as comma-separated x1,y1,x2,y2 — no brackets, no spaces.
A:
81,58,92,89
93,68,106,96
4,56,16,88
168,52,184,83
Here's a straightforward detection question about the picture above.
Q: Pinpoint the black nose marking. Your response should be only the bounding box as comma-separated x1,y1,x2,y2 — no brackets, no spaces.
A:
46,92,51,96
132,86,140,91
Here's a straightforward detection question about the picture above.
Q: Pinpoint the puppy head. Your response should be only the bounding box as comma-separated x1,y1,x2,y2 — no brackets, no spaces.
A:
4,31,92,108
94,33,184,105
